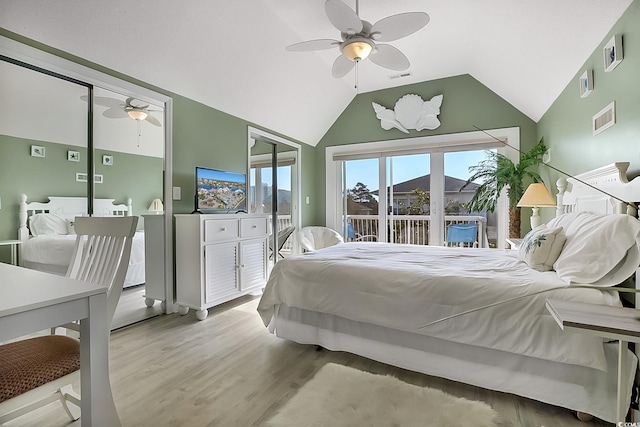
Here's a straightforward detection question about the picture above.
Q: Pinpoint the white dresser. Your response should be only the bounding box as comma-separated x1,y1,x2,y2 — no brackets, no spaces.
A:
175,213,269,320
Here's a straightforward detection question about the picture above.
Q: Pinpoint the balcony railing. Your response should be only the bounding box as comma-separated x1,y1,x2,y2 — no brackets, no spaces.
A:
347,215,488,248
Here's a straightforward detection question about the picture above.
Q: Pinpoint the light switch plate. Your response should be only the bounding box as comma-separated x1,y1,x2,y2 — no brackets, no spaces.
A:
172,187,181,200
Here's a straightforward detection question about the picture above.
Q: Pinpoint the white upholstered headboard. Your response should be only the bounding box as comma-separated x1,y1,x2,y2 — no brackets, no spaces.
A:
555,162,639,218
18,193,133,241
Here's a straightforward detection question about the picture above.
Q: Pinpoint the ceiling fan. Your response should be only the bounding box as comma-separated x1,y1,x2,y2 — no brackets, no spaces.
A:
87,96,162,127
286,0,430,78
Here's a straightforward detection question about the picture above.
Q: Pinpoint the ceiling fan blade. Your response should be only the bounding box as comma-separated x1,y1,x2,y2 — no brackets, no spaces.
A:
369,44,410,71
126,97,149,109
81,95,124,108
370,12,430,42
145,114,162,127
102,108,129,119
286,39,341,52
332,54,355,78
325,0,362,35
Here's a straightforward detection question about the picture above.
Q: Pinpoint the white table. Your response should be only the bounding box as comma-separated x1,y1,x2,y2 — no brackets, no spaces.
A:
0,263,121,426
0,239,22,265
546,299,640,424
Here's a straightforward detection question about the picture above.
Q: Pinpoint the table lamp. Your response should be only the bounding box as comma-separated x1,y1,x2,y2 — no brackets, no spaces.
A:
517,183,556,229
148,198,164,214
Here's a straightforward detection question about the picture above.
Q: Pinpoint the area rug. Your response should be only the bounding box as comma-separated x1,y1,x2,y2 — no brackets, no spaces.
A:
265,363,499,427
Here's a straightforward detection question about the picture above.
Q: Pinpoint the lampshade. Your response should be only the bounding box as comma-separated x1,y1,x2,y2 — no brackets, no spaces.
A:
342,39,373,62
127,109,148,121
517,183,555,229
517,183,556,208
148,198,163,213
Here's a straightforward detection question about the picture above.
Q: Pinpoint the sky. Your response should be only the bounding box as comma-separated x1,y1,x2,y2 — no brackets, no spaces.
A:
250,165,292,190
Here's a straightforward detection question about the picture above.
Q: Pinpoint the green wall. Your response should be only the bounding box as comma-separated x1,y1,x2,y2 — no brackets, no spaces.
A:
315,74,538,225
537,1,640,223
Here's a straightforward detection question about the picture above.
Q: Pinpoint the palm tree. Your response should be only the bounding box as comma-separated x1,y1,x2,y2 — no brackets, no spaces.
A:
462,139,547,238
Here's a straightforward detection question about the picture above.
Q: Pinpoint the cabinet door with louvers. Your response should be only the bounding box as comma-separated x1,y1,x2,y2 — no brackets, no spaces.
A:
204,241,239,304
239,239,267,291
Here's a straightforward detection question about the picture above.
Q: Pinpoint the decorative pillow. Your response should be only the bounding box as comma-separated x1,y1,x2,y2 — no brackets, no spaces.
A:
518,225,566,272
29,213,69,236
552,212,640,285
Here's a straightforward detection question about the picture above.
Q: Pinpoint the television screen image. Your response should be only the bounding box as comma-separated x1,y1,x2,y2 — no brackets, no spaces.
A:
196,167,247,212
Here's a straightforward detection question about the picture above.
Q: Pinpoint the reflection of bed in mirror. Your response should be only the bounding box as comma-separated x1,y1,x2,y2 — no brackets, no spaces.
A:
17,194,145,289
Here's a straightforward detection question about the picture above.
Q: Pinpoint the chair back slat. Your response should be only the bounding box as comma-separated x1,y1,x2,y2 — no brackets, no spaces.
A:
65,216,138,327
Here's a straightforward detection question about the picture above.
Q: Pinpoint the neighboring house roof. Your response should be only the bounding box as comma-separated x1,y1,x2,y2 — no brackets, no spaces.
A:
372,175,480,195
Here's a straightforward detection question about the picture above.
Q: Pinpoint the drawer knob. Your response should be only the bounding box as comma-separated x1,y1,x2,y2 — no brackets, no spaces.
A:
220,227,226,231
252,225,257,229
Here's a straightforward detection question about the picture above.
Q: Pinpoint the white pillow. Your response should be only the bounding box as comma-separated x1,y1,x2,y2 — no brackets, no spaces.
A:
552,212,640,285
29,213,69,236
518,225,566,271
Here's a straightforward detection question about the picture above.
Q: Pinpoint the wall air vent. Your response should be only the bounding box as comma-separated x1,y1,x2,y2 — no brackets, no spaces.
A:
592,101,616,135
389,72,412,80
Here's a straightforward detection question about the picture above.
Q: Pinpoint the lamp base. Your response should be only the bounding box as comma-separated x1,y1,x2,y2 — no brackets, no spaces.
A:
529,207,541,229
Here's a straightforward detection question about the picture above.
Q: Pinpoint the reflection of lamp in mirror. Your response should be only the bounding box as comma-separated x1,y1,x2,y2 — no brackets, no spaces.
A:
127,109,148,121
148,198,163,214
517,183,556,229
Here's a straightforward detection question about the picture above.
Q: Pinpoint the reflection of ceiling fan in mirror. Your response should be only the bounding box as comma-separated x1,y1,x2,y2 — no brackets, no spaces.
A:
85,96,162,127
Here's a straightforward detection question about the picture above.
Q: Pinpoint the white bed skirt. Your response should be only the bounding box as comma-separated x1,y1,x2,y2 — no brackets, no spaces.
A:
270,304,636,424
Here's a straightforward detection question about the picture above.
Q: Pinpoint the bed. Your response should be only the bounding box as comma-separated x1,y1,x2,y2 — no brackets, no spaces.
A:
17,194,146,289
257,162,640,423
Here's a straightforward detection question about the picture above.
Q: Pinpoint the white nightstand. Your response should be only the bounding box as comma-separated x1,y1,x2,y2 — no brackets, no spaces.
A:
505,238,523,250
546,299,640,423
0,239,22,265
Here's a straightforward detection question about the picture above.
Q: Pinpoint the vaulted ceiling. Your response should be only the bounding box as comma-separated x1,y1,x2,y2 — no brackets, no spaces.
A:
0,0,633,146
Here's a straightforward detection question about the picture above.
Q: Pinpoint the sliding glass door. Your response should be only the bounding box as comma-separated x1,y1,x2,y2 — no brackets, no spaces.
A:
338,143,502,248
341,158,380,241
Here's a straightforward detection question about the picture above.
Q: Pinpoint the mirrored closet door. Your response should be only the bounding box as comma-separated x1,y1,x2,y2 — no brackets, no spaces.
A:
248,128,301,264
0,47,170,329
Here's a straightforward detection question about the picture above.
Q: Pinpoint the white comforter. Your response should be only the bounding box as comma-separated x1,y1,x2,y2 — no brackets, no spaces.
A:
258,242,621,371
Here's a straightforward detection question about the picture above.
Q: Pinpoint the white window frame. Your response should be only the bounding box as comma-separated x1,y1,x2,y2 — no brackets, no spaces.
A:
325,127,520,249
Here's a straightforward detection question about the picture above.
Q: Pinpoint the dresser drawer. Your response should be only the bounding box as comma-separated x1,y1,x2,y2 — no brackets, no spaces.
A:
204,219,239,242
240,217,267,238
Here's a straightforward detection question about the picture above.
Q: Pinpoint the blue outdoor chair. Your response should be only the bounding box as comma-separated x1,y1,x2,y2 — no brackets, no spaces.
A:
446,223,478,247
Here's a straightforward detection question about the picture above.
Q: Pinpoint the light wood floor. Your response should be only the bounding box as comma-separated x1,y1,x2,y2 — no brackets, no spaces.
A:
6,296,613,427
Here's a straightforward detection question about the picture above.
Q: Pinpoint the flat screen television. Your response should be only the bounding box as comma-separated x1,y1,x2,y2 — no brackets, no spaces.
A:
195,167,247,213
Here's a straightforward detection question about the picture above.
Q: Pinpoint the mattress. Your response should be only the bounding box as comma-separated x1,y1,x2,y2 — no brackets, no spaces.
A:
22,231,146,288
258,242,621,371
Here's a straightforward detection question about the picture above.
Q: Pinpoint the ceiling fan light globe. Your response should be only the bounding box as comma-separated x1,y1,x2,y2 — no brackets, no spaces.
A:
341,39,373,62
127,109,148,121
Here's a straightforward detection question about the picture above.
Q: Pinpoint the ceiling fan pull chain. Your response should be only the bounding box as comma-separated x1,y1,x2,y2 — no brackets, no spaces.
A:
137,119,141,148
354,60,358,91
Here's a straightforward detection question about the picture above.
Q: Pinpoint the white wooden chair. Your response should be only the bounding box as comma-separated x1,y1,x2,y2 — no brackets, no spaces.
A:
298,226,344,252
0,216,138,424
